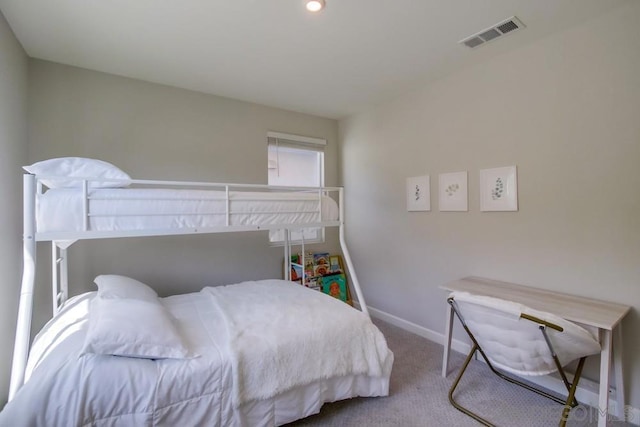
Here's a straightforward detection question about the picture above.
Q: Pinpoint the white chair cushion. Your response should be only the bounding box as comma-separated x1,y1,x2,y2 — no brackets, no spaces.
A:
451,291,601,377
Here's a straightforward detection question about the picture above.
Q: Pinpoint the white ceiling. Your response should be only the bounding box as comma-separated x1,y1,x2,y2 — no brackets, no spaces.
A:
0,0,630,119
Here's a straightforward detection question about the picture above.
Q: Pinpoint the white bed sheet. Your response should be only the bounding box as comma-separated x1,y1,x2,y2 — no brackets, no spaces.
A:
0,280,392,427
36,188,339,233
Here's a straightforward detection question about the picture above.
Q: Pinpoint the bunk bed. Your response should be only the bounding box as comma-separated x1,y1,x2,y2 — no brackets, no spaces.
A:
1,158,393,427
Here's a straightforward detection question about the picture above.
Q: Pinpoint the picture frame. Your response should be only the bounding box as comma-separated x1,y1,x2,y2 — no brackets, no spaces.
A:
479,166,518,211
438,171,468,211
406,175,430,212
320,274,348,302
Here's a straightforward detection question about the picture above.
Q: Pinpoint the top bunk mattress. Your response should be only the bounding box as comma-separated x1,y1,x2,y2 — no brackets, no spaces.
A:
36,188,339,233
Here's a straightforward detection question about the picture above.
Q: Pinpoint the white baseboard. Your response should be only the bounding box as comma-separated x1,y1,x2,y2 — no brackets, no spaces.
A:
359,303,640,425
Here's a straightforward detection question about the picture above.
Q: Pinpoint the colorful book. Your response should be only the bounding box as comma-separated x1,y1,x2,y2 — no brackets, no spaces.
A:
290,263,303,281
320,274,347,302
313,252,330,267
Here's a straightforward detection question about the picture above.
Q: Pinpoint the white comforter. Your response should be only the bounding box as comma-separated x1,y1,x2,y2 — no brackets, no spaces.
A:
0,280,393,427
205,281,391,407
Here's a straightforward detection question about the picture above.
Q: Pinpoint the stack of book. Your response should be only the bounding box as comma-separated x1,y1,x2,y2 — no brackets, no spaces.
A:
289,252,349,303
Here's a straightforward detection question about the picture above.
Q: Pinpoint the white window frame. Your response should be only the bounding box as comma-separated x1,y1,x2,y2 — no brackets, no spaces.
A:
267,131,326,246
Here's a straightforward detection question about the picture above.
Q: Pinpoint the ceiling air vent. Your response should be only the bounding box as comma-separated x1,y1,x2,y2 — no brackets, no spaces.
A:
459,16,525,49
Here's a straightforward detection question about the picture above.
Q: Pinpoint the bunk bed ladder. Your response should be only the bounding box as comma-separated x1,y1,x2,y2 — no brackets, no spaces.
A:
283,230,289,280
11,175,76,400
9,174,37,401
51,243,70,315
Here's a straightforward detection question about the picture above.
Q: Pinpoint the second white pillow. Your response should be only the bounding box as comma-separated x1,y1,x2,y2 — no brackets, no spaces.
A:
95,274,158,303
81,297,191,359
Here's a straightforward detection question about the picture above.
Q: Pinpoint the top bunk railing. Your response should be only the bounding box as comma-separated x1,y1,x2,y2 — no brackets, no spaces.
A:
27,174,343,242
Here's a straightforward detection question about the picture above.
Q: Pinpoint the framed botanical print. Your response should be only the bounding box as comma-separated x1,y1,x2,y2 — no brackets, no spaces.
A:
406,175,430,212
439,171,468,211
480,166,518,211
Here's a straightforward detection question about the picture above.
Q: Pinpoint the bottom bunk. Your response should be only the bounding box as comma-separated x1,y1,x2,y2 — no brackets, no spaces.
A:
0,277,393,427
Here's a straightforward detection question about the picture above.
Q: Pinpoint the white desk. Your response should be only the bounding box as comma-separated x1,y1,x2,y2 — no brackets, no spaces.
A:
440,276,631,427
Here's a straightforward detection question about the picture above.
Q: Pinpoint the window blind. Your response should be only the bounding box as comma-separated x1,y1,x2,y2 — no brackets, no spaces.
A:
267,131,326,152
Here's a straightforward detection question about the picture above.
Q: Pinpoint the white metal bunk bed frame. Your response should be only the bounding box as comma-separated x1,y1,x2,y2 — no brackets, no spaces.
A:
9,173,369,401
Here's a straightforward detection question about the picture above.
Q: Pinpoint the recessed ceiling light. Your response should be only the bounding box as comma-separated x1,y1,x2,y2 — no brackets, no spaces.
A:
306,0,325,12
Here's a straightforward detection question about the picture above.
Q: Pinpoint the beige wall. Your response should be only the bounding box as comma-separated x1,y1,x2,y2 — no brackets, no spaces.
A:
27,59,340,333
0,11,28,406
339,2,640,408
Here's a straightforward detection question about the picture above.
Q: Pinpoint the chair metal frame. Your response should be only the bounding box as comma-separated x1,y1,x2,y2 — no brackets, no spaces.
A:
447,297,587,427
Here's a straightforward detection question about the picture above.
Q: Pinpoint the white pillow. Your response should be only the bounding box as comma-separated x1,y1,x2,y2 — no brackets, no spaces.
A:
23,157,131,189
95,274,158,302
81,297,191,359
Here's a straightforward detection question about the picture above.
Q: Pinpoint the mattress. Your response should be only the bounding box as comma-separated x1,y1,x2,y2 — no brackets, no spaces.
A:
36,188,339,233
0,280,393,427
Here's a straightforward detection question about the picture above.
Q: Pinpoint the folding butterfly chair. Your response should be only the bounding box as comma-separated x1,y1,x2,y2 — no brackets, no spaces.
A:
447,291,601,427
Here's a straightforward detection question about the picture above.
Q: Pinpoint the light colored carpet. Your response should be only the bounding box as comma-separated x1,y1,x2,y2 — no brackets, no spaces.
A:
287,319,629,427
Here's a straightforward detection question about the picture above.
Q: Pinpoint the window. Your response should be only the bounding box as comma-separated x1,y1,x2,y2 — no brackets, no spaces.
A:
267,131,326,244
